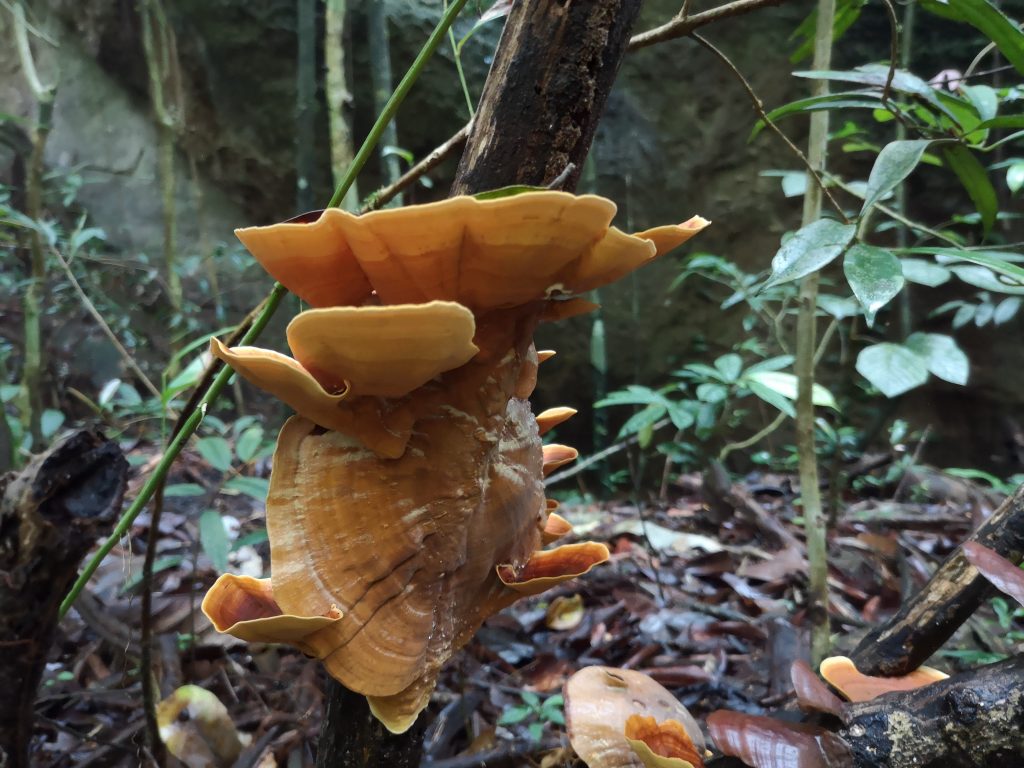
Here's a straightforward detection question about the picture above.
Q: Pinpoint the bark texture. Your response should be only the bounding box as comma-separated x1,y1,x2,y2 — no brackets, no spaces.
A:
851,483,1024,675
450,0,643,195
316,1,641,765
840,655,1024,767
0,430,127,767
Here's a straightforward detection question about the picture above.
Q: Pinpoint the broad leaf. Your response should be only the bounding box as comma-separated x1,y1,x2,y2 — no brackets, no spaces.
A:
904,333,969,385
843,244,904,325
855,343,929,397
922,0,1024,76
903,247,1024,282
197,436,233,473
747,380,796,418
745,371,839,410
751,92,881,139
861,140,932,214
943,145,998,235
199,509,231,573
901,258,951,287
236,426,264,463
817,293,861,319
713,353,743,382
765,219,857,289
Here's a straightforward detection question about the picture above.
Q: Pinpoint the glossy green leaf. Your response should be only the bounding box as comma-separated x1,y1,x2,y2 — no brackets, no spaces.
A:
962,84,998,122
745,371,839,410
163,483,206,497
40,409,65,439
747,380,796,418
765,219,857,289
199,509,231,573
901,258,952,287
994,297,1022,324
197,436,233,473
1008,163,1024,194
904,333,969,385
843,244,904,325
861,140,932,214
817,293,861,319
977,115,1024,130
903,247,1024,281
922,0,1024,76
713,353,743,382
856,343,929,397
943,144,998,234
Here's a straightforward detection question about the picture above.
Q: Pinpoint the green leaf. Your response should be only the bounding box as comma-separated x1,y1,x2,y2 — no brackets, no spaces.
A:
750,92,881,140
950,265,1024,295
473,185,547,201
199,509,231,572
163,483,206,497
520,691,541,708
527,722,544,742
855,343,929,397
746,380,796,417
745,355,795,374
40,409,65,439
596,386,673,409
236,426,264,463
497,706,533,725
765,219,857,289
745,371,839,410
843,244,904,326
942,145,998,235
860,140,932,214
817,293,861,318
977,115,1024,130
921,0,1024,77
232,527,269,551
223,476,270,501
713,353,743,382
904,333,969,385
196,436,233,473
901,258,952,287
697,382,729,403
1008,163,1024,194
616,405,666,443
961,84,999,122
994,297,1022,324
903,247,1024,282
163,353,207,405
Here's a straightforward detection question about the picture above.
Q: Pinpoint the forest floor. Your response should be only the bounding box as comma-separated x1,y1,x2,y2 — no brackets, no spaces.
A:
36,444,1013,767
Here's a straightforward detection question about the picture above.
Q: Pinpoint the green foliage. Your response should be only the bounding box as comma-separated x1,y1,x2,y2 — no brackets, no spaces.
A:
497,692,565,742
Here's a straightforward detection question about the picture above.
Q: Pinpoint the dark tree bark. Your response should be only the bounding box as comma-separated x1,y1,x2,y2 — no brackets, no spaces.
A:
851,483,1024,676
451,0,643,195
0,430,127,767
315,1,641,765
839,655,1024,767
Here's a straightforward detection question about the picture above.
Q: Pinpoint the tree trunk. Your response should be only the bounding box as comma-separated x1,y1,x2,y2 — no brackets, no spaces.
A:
315,1,641,765
0,431,127,767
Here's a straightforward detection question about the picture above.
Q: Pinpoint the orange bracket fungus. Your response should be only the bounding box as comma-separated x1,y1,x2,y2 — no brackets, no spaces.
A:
201,192,708,733
818,656,947,702
564,666,707,768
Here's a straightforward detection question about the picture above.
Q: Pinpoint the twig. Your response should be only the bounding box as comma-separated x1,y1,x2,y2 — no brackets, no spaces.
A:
828,174,962,246
879,0,900,108
50,246,162,401
546,162,577,190
628,0,792,50
11,2,55,98
544,418,671,486
718,411,786,461
690,32,848,223
361,122,471,212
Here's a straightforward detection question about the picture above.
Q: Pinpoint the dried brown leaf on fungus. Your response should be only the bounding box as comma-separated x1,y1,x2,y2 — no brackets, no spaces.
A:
202,192,708,732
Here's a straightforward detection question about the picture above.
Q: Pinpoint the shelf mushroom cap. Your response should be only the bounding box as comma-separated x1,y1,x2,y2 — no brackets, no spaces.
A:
565,666,705,768
234,192,708,311
819,656,948,702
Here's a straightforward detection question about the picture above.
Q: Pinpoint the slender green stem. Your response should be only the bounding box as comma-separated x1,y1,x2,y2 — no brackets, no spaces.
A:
446,1,474,117
59,284,286,618
61,0,471,620
328,0,469,208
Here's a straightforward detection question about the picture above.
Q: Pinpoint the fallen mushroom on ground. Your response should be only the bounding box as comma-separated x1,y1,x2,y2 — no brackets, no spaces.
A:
201,191,708,732
564,666,708,768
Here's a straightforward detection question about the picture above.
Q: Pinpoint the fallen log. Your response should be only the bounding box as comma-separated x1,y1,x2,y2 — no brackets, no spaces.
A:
0,430,127,767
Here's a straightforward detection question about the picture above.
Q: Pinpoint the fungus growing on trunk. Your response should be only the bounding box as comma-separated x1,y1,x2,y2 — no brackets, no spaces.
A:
201,192,707,732
564,666,707,768
818,656,947,702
